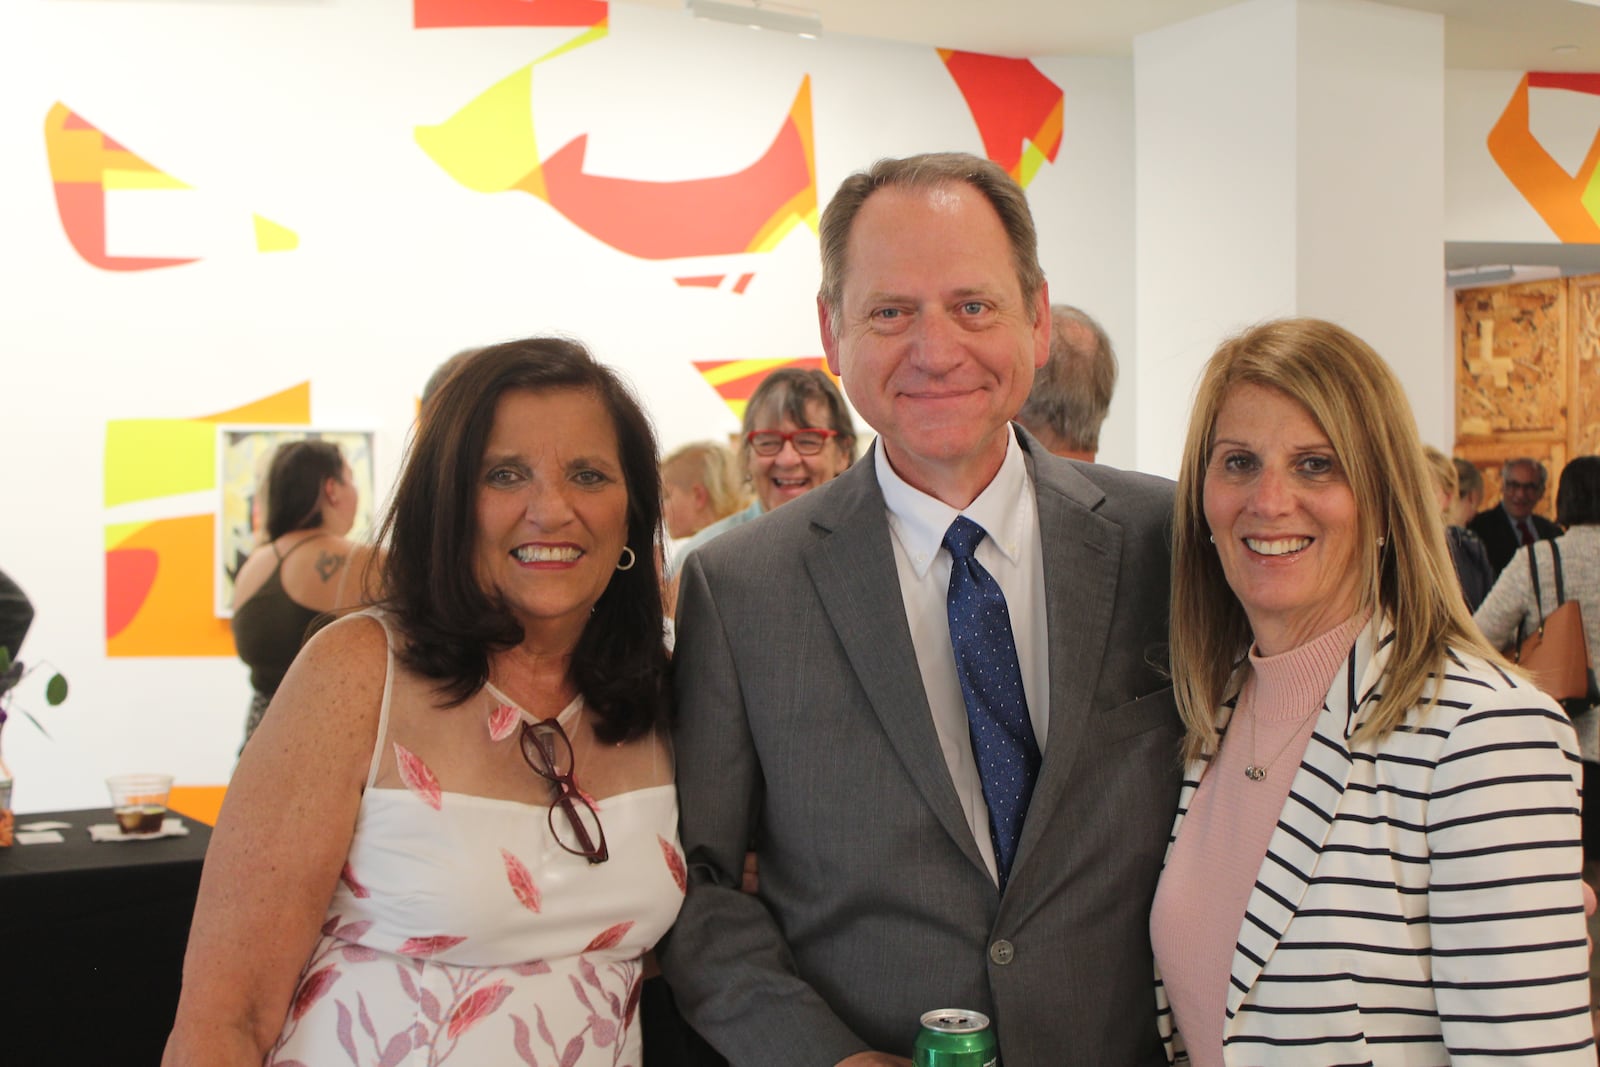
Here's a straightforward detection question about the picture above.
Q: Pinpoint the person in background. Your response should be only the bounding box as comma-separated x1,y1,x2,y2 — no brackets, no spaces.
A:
1450,457,1483,528
661,441,748,567
1014,303,1117,462
230,440,367,747
1422,445,1493,610
1475,454,1600,870
1469,456,1562,577
165,338,682,1066
0,566,33,667
1152,318,1589,1064
660,152,1179,1066
670,367,856,572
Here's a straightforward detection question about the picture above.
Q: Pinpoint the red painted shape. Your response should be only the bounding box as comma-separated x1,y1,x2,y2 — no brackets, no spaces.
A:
62,111,97,131
674,275,726,288
535,85,812,260
414,0,606,28
732,273,754,295
53,182,195,272
106,547,159,639
1528,72,1600,95
941,50,1063,174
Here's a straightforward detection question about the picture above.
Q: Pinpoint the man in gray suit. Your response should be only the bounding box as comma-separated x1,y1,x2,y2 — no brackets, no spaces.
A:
660,153,1181,1066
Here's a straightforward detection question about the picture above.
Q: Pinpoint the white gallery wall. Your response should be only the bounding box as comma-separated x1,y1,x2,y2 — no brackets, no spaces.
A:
0,0,1136,811
1,0,1592,812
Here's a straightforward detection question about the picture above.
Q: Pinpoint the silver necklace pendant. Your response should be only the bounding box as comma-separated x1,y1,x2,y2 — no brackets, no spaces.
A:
1244,765,1267,781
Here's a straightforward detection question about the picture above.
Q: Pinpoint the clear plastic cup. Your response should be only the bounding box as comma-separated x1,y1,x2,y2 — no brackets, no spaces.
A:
106,774,173,836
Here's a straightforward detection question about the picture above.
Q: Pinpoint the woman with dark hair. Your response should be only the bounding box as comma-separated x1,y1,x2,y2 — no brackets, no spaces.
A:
166,339,682,1066
1476,454,1600,864
230,439,365,745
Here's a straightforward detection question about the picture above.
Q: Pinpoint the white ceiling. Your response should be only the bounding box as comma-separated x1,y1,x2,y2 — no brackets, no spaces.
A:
642,0,1600,71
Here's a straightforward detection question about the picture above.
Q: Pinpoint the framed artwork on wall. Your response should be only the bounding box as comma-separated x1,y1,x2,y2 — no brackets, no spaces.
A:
213,426,377,618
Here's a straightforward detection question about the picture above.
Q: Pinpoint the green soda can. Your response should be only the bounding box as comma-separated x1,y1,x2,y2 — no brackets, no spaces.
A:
913,1008,999,1067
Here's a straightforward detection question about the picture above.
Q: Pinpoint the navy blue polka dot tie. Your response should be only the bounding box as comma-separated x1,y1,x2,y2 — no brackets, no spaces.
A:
943,516,1040,890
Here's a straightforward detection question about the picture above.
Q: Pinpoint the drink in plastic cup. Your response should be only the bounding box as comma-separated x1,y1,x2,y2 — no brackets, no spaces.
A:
106,774,173,836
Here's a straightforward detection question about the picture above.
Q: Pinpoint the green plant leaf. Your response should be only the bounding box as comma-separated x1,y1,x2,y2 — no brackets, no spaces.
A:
0,647,10,674
45,673,68,706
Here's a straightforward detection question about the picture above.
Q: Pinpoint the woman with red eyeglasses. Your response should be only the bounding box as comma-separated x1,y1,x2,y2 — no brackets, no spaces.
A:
670,368,858,585
166,340,682,1067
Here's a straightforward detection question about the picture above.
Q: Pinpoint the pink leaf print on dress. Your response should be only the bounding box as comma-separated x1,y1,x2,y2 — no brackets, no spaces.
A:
290,965,340,1020
659,835,687,894
335,1001,358,1065
487,702,519,741
393,741,443,810
446,980,514,1039
339,861,371,898
397,934,466,958
512,1016,541,1066
582,921,634,953
501,848,542,913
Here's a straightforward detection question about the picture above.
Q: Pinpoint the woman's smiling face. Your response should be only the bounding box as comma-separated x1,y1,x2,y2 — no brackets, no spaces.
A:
1203,382,1362,655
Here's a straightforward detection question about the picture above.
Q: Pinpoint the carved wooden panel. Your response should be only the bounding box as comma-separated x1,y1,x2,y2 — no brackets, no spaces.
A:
1455,279,1566,439
1453,276,1583,525
1569,274,1600,457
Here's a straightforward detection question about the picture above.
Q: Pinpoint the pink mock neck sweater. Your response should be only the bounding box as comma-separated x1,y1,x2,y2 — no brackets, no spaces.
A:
1149,612,1368,1066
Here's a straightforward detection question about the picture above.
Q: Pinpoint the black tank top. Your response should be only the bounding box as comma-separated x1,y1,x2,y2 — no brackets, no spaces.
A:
230,536,327,698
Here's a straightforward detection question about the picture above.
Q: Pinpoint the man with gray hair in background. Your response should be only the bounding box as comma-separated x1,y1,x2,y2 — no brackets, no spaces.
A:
1014,304,1117,463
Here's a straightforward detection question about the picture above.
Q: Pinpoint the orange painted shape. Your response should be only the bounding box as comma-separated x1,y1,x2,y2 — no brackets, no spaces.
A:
940,50,1063,178
200,381,311,424
693,357,832,415
1487,73,1600,243
44,104,198,272
675,275,726,288
106,547,159,640
732,273,754,295
532,77,816,260
105,515,234,658
167,785,226,827
415,0,605,28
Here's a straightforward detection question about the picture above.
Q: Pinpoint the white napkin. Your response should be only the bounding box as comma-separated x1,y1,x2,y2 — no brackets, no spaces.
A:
88,817,190,842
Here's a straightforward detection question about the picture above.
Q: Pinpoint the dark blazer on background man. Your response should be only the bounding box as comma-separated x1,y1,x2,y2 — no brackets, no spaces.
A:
1467,505,1561,577
659,430,1182,1067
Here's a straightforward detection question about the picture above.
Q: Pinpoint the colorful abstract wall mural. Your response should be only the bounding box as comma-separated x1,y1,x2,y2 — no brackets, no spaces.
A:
1488,72,1600,243
694,357,833,420
415,0,607,30
45,103,298,271
416,33,816,288
104,385,310,657
939,51,1063,188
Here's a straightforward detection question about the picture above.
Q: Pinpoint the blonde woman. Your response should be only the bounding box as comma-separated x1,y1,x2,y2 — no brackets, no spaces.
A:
1150,318,1590,1064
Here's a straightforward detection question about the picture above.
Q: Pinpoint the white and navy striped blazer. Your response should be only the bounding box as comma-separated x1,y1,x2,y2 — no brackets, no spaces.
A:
1154,617,1594,1065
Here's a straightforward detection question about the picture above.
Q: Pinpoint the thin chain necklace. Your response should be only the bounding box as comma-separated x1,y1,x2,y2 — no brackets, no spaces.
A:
1244,700,1322,781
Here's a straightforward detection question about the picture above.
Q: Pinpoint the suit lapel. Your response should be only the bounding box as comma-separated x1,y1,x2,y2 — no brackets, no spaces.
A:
801,450,990,877
1222,619,1389,1023
1008,445,1126,885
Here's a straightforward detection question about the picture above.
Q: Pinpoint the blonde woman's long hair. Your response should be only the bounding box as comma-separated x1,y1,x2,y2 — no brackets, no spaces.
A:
1170,318,1504,762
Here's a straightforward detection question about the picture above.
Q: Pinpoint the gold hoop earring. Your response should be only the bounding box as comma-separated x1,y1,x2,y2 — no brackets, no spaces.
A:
616,546,637,572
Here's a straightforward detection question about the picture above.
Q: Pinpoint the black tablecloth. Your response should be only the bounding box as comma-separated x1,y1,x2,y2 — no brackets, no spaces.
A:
0,807,211,1065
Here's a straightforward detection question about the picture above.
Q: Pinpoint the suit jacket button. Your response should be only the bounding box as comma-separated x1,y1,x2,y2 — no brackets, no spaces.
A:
989,939,1014,965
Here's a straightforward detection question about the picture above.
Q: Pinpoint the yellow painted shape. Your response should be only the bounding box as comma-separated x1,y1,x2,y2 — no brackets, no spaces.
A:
537,18,608,63
415,65,542,194
253,215,299,253
167,785,226,826
104,420,218,507
725,398,748,420
105,514,234,658
103,168,189,191
1017,142,1048,187
201,382,310,424
105,520,146,551
45,127,110,184
748,190,817,253
1581,158,1600,227
698,357,802,387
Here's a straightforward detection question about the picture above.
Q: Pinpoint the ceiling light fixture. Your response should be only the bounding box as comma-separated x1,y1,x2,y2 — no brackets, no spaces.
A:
688,0,822,38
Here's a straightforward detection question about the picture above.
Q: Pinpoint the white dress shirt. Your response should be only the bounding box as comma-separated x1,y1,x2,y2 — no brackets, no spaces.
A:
875,427,1049,885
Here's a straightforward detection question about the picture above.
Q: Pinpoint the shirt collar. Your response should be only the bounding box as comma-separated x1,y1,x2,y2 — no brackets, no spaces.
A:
876,426,1033,578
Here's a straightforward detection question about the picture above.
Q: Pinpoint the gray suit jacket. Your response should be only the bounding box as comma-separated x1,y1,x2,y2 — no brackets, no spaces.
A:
659,431,1181,1067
